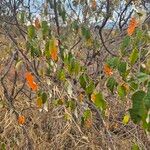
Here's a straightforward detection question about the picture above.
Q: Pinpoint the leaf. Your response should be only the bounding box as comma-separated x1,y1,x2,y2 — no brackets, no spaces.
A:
103,64,113,76
107,57,120,69
57,69,66,81
117,61,127,77
66,100,76,111
137,72,149,83
129,90,146,124
94,92,107,111
37,97,43,108
130,48,139,65
18,115,25,125
122,114,130,125
34,18,41,29
25,72,38,91
15,60,23,71
28,25,36,39
117,84,127,99
144,82,150,110
42,21,49,39
131,144,140,150
81,26,91,40
1,143,6,150
127,17,138,36
45,41,50,58
41,92,47,104
106,77,118,93
86,81,95,95
20,11,25,24
82,109,93,128
79,74,88,89
49,37,59,61
91,0,96,11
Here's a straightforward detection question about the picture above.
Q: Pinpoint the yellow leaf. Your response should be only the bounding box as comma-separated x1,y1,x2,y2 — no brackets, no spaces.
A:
37,97,43,108
123,114,130,125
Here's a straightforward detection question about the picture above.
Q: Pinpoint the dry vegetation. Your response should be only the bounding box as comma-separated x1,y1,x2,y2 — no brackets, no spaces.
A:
0,0,150,150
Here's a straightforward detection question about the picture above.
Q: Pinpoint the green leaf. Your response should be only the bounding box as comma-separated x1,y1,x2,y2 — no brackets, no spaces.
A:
129,81,139,91
118,61,127,77
28,25,36,39
117,85,127,99
1,143,6,150
130,48,139,65
83,109,92,121
41,92,48,104
137,72,149,83
144,82,150,110
121,36,130,55
86,81,95,95
129,90,146,124
79,74,88,90
94,92,107,111
20,11,25,24
131,144,140,150
81,26,91,40
107,57,120,69
57,69,66,81
66,100,76,111
45,41,50,58
72,20,79,32
42,21,50,39
106,77,118,93
73,61,81,75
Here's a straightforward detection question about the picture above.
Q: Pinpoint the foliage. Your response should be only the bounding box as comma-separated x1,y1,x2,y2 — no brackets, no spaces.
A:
0,0,150,149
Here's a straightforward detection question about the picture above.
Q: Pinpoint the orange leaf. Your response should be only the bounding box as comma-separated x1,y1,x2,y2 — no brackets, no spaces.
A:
25,72,38,91
103,64,113,76
127,17,138,36
34,18,41,29
18,115,25,125
49,38,59,61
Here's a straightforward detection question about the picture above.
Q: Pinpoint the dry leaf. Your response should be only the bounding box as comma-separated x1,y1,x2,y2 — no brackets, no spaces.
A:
18,115,25,125
25,72,38,91
103,64,113,76
127,17,138,36
34,18,41,29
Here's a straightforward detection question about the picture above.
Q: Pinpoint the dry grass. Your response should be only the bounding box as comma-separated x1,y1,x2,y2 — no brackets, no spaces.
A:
0,84,150,150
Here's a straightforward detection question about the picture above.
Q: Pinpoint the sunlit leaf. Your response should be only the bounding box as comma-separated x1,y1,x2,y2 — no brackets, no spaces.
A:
122,114,130,125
